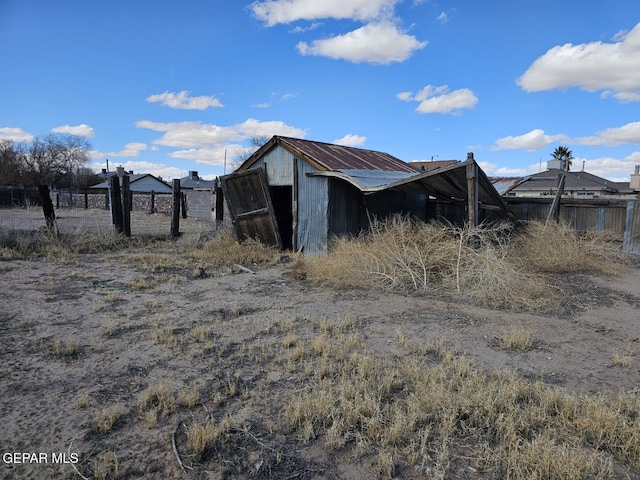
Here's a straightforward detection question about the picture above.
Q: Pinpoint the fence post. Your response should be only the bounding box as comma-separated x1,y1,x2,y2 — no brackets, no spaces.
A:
150,190,155,213
171,179,181,237
121,175,131,237
109,176,124,233
181,192,187,219
38,185,57,234
84,192,88,209
466,154,479,228
623,200,640,255
215,179,224,227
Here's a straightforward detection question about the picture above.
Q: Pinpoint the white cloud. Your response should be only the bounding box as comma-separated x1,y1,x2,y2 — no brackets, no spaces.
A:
136,118,306,149
436,11,448,24
252,103,271,108
574,155,640,182
398,85,478,114
297,21,426,64
517,22,640,101
477,161,531,177
333,134,366,146
168,145,246,168
251,0,399,26
492,129,568,151
146,90,223,110
291,21,322,33
51,124,95,137
90,142,147,159
574,122,640,147
0,127,34,142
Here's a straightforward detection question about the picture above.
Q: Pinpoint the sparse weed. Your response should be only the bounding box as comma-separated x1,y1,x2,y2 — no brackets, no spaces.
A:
138,382,175,417
177,383,200,409
53,338,78,358
76,392,91,409
186,416,234,457
281,333,298,348
95,404,123,433
497,327,534,351
151,323,176,346
284,333,639,480
92,450,119,480
612,352,632,368
190,324,212,342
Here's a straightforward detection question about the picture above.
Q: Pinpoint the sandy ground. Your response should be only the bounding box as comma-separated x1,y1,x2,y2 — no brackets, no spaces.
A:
0,209,639,478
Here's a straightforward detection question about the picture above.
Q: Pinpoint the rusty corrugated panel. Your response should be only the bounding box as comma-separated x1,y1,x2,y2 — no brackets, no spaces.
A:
278,137,418,173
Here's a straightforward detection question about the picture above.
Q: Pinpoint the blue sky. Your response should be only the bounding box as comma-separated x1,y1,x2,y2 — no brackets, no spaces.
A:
1,1,639,182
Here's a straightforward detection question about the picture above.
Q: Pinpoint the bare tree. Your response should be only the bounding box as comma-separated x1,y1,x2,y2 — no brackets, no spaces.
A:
17,134,91,187
232,134,272,166
0,140,23,184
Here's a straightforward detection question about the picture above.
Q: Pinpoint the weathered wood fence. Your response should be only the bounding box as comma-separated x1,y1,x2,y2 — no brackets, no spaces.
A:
503,197,640,255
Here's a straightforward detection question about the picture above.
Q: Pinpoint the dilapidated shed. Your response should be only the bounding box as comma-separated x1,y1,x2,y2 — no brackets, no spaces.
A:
220,136,512,255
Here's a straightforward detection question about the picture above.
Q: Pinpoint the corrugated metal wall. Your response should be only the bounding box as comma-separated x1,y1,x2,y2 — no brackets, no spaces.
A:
297,159,329,255
328,180,360,239
251,146,330,255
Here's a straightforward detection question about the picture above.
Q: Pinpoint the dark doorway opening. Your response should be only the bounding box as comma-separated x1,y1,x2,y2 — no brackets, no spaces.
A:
270,186,293,250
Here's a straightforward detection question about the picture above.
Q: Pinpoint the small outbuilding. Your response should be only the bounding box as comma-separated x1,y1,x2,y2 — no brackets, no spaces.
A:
220,136,512,255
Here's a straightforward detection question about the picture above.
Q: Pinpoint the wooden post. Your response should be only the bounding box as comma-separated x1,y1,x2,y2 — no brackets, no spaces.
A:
84,192,88,209
150,190,155,214
121,175,131,237
171,179,181,237
38,185,57,234
181,192,187,219
109,176,124,233
214,179,224,227
105,192,109,210
546,172,566,225
466,153,479,228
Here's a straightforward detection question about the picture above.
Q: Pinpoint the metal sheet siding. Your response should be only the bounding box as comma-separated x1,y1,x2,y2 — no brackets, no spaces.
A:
260,146,294,186
296,159,328,255
328,180,360,237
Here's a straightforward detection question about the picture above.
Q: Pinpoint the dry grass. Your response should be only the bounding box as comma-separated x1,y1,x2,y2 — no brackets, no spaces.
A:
284,331,640,479
513,221,626,275
300,217,627,312
0,227,130,260
186,416,235,458
138,382,175,417
92,450,119,480
95,404,124,433
497,327,534,351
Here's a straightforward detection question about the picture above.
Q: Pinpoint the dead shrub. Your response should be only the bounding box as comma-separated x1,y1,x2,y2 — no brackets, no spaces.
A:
514,221,625,275
303,217,553,311
192,228,278,268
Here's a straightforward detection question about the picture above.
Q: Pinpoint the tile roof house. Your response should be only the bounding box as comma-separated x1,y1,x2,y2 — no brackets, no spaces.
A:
505,163,639,198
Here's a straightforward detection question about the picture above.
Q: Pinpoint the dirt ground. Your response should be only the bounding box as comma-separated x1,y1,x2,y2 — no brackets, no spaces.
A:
0,229,639,478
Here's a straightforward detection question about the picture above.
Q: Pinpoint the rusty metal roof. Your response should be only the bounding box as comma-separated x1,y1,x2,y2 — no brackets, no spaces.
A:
238,136,418,173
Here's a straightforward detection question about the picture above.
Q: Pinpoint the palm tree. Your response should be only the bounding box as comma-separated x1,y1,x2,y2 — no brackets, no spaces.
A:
551,146,574,172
